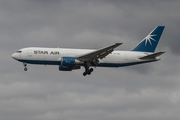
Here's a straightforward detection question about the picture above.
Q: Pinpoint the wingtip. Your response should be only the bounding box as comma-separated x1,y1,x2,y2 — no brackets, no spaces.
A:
116,43,123,45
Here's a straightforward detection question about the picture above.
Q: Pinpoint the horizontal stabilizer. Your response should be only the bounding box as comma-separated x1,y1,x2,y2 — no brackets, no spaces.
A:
139,51,166,60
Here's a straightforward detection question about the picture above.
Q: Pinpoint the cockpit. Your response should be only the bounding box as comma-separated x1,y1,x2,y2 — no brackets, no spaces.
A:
12,50,22,60
16,50,22,53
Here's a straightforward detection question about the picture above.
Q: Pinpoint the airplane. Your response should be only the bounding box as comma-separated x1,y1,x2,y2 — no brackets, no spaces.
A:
12,26,165,76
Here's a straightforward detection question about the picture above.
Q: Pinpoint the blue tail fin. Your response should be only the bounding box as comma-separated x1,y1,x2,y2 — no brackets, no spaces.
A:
131,26,165,53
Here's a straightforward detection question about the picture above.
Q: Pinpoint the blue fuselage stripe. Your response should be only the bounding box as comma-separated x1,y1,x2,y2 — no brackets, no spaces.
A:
18,59,158,67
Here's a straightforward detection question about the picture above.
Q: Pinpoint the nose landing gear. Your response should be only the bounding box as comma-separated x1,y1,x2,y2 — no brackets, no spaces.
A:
23,63,27,71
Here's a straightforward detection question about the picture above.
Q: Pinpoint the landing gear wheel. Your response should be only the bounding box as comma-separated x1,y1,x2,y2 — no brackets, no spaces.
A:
83,66,94,76
23,63,27,71
90,68,93,72
24,68,27,71
83,72,87,76
87,71,91,75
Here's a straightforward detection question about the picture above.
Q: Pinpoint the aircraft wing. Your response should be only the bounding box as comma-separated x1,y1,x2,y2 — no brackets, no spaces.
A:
76,43,122,62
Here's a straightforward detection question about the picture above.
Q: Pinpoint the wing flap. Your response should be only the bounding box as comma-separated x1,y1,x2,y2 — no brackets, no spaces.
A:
99,48,113,59
139,51,166,60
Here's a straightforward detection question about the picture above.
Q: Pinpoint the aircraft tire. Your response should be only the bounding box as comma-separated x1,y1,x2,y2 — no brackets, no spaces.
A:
24,68,27,71
83,72,87,76
90,68,93,72
87,71,91,75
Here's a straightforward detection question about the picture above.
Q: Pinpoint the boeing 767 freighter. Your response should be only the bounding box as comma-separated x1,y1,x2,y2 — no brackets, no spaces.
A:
12,26,165,76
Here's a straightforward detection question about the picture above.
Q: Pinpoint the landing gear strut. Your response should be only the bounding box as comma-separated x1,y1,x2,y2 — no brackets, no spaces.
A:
83,65,94,76
23,63,27,71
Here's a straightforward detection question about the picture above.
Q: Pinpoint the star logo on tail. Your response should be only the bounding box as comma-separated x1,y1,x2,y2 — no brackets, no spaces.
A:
144,34,157,46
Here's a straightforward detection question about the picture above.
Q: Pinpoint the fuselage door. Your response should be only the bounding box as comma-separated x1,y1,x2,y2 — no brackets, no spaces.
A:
28,50,32,57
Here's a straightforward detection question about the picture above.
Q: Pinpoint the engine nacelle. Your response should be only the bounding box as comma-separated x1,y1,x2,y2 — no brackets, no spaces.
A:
59,57,82,71
61,57,83,66
59,65,81,71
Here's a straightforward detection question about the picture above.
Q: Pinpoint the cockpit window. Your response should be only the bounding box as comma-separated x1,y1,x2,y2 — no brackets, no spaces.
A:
16,51,22,53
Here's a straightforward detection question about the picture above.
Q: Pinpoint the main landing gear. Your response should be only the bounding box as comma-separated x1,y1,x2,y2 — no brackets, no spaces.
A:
83,65,94,76
23,63,28,71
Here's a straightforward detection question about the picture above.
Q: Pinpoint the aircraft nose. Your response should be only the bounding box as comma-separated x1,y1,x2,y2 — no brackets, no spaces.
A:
12,53,18,60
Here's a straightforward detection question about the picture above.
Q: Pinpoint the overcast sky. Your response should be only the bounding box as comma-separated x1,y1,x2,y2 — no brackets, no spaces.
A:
1,0,180,120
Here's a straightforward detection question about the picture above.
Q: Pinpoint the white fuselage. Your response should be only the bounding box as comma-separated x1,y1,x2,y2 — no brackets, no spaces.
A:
12,47,158,67
11,26,164,75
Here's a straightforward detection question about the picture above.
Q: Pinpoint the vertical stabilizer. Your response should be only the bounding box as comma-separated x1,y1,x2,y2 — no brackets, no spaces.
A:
131,26,165,53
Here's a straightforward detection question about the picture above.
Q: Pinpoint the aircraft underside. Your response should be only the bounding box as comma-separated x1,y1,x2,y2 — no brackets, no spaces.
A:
18,59,158,76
